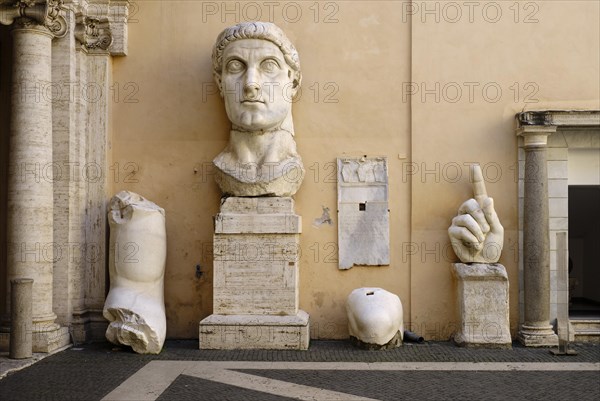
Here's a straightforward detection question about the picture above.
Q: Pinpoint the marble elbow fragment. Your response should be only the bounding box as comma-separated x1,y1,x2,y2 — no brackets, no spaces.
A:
103,191,167,354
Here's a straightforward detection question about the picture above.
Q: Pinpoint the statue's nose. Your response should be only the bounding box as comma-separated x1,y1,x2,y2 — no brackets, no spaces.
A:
243,82,260,100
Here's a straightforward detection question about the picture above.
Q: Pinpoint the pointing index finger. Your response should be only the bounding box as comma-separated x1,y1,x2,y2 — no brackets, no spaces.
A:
471,164,488,206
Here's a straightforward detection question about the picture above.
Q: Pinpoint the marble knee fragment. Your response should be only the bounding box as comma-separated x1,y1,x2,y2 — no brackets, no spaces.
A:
346,287,404,348
103,191,167,354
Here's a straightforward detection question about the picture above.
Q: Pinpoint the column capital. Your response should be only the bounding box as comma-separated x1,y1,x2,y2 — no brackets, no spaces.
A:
517,125,557,148
0,0,68,38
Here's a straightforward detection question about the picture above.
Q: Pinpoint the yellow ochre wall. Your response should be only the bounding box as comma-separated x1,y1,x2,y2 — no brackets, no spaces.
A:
110,1,599,339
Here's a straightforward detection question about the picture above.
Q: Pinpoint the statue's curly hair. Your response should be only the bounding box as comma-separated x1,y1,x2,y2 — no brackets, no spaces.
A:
212,22,302,89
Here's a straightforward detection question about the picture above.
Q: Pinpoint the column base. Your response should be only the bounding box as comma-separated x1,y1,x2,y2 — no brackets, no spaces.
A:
199,311,309,350
32,326,71,353
71,309,108,344
518,324,559,347
0,325,71,353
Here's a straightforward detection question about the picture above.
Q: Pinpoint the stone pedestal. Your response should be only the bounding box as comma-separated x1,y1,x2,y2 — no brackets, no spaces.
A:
199,197,309,350
517,127,558,347
450,263,512,348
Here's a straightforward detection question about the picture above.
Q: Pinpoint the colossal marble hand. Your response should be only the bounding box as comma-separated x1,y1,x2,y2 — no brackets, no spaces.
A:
448,164,504,263
103,191,167,354
212,22,304,197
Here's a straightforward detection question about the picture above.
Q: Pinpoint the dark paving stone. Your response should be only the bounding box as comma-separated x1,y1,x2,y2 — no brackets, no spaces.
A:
156,340,600,363
156,374,298,401
236,370,600,401
0,340,598,400
0,346,148,401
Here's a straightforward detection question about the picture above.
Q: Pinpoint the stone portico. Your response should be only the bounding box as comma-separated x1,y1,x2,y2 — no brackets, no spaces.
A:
0,0,131,351
516,110,600,346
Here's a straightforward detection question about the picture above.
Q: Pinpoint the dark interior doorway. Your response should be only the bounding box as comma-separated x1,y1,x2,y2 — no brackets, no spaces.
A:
569,185,600,317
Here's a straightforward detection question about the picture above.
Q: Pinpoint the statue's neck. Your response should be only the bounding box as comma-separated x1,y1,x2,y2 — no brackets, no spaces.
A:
230,127,293,137
228,129,293,164
230,112,295,136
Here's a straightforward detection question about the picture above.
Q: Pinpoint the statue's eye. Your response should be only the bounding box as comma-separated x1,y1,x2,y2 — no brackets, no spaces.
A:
226,60,244,73
261,59,279,73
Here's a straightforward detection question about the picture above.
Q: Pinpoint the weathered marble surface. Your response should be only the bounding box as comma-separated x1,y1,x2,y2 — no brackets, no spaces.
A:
212,22,304,197
103,191,167,354
212,197,300,316
337,157,389,269
346,288,403,348
200,197,308,349
448,164,504,263
451,263,511,348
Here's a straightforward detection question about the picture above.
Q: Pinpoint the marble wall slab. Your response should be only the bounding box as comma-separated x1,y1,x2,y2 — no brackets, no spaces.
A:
337,157,390,269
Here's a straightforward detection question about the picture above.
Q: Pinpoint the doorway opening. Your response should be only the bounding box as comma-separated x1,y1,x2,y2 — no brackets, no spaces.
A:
568,185,600,318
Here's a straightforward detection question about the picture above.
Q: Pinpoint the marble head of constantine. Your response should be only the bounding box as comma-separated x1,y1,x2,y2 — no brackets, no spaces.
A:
211,22,305,197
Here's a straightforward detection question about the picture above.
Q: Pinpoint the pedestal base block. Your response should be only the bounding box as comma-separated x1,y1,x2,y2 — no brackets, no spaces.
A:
199,311,309,350
451,263,512,348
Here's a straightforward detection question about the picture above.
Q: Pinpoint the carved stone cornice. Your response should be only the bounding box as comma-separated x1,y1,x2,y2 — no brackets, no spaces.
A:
71,1,129,55
0,0,68,38
75,16,112,51
516,110,600,128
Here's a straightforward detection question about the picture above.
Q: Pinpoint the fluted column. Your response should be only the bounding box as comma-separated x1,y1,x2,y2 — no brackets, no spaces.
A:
517,126,559,347
1,0,70,352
